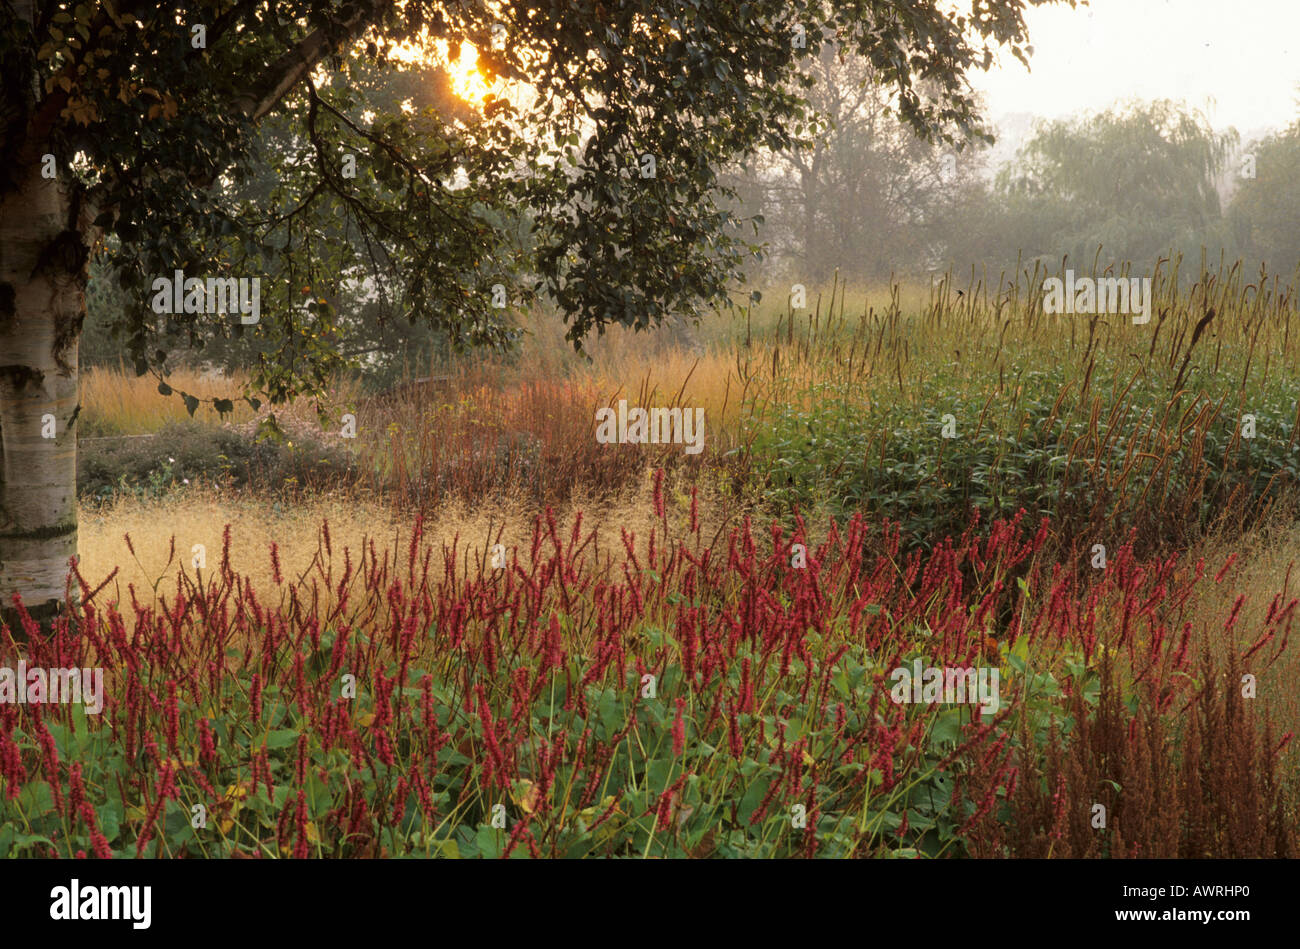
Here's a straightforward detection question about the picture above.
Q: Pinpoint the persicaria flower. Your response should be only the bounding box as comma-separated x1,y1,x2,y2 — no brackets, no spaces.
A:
0,729,27,798
391,778,409,825
727,704,743,760
672,698,686,757
249,673,263,721
294,790,310,859
35,721,64,812
164,680,180,752
197,718,218,766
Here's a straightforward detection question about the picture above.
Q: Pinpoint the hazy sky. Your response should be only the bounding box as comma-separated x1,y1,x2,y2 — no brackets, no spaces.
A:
968,0,1300,135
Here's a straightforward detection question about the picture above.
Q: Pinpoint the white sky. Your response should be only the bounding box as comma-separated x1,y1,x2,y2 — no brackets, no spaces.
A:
967,0,1300,135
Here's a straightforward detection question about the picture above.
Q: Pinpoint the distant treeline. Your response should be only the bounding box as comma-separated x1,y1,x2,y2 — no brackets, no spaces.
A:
723,47,1299,288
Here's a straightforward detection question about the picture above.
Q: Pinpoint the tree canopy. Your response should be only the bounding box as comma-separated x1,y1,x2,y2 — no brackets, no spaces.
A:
2,0,1068,411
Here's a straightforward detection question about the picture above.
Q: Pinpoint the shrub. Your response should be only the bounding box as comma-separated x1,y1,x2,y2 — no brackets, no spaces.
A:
78,421,358,504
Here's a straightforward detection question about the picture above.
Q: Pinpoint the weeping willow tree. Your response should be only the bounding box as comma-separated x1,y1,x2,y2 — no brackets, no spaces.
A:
991,99,1240,270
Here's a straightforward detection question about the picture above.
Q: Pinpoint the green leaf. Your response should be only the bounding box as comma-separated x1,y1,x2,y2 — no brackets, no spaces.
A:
264,728,300,749
475,824,505,859
99,797,124,843
930,708,965,746
737,776,772,823
19,780,55,816
13,833,57,853
69,702,92,755
597,687,621,737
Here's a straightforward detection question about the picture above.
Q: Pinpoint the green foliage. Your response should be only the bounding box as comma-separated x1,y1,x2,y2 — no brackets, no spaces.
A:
738,262,1300,555
748,362,1300,549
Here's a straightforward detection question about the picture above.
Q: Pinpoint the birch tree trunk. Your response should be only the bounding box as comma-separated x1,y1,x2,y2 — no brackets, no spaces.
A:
0,156,84,630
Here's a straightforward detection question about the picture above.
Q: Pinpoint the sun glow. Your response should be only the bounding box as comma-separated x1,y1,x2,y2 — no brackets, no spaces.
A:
381,36,500,109
440,40,494,106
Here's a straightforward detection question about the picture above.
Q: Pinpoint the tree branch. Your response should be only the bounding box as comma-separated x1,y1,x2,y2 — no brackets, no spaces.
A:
231,0,390,123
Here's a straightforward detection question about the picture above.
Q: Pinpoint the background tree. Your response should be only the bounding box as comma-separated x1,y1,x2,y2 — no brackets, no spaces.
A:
731,43,989,285
1228,121,1300,277
0,0,1067,622
952,99,1240,274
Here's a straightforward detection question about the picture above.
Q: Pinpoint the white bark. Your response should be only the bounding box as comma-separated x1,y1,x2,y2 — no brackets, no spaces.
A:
0,160,80,617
